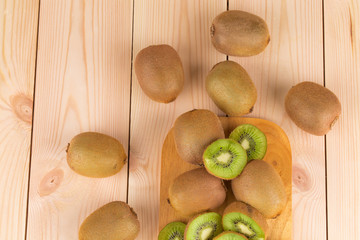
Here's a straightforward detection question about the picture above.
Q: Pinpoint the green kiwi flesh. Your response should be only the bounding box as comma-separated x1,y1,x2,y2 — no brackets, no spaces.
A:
185,212,223,240
223,212,265,240
158,222,186,240
214,232,247,240
222,202,267,240
229,124,267,161
203,139,247,180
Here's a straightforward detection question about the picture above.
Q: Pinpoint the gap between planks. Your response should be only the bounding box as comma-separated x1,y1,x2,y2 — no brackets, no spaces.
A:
321,0,329,238
24,0,41,240
126,0,136,205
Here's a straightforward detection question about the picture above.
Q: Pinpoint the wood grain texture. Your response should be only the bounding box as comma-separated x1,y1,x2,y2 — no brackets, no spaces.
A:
324,0,360,239
128,0,226,238
229,1,326,239
0,0,39,239
27,0,132,239
160,117,292,240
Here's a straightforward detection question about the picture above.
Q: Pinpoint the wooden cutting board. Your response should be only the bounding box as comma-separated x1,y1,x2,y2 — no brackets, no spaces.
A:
160,117,292,239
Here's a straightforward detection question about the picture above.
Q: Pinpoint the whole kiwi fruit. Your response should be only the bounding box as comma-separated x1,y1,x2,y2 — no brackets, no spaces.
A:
66,132,127,178
211,10,270,56
134,44,184,103
285,81,341,136
231,160,287,218
206,61,257,116
222,201,268,240
79,201,140,240
173,109,225,165
168,168,226,217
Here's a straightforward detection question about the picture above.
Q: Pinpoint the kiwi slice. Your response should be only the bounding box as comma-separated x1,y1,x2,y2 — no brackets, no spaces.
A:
185,212,223,240
229,124,267,161
223,213,264,240
158,222,186,240
222,202,267,240
203,139,247,180
214,232,247,240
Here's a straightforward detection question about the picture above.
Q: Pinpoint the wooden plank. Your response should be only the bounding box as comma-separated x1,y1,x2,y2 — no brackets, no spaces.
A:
129,0,227,238
229,1,326,239
26,0,132,239
324,0,360,239
0,0,39,239
160,117,292,239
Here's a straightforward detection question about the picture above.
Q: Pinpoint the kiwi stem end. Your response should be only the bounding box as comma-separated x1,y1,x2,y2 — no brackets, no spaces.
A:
210,24,215,37
66,143,70,153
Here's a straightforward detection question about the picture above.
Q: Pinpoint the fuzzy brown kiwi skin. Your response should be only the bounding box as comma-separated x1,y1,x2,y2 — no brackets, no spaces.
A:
285,81,341,136
79,201,140,240
223,201,268,235
231,160,287,218
67,132,127,178
173,109,225,165
134,44,184,103
168,168,226,217
214,231,248,240
206,61,257,116
211,10,270,57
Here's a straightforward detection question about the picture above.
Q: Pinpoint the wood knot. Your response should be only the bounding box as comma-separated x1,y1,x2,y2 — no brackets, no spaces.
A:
38,168,64,196
293,165,311,192
10,94,33,124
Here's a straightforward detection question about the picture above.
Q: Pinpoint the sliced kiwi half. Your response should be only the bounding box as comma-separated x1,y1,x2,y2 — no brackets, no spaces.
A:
203,139,247,180
214,232,247,240
222,202,267,240
158,222,186,240
223,212,264,240
185,212,223,240
229,124,267,161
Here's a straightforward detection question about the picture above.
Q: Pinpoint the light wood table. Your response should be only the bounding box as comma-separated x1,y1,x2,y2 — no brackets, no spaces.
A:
0,0,358,239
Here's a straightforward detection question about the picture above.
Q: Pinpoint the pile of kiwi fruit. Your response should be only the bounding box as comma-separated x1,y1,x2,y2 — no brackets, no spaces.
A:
59,8,341,240
160,108,287,240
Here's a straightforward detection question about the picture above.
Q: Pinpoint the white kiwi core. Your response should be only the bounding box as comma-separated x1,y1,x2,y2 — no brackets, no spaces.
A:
200,227,213,239
237,222,254,236
216,152,232,164
240,139,250,150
